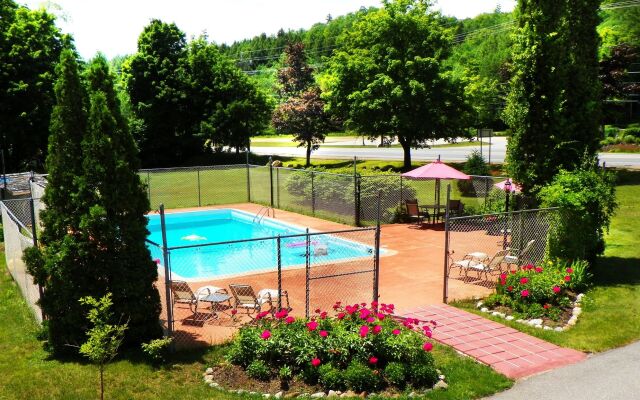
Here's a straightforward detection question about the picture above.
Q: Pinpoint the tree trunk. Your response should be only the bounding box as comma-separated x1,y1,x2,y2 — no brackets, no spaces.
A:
399,138,411,169
100,364,104,400
306,142,312,167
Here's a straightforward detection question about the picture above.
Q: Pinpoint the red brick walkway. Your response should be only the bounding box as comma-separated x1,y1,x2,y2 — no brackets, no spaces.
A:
402,304,587,379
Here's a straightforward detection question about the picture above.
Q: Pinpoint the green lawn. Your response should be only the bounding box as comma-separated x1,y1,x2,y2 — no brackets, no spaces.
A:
0,255,511,399
453,170,640,353
250,139,490,149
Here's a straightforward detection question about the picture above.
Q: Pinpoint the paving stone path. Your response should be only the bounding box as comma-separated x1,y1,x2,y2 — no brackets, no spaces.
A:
402,304,587,379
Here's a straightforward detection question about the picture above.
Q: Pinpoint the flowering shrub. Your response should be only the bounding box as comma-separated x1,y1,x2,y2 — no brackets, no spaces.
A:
490,259,590,320
225,301,438,392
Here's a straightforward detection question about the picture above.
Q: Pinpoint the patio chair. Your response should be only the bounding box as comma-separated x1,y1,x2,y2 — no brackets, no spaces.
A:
447,200,464,217
449,249,509,281
170,280,229,313
504,239,536,268
405,199,430,226
229,284,290,316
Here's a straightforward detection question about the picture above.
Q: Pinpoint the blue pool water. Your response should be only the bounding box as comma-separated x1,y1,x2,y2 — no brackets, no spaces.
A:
146,209,374,280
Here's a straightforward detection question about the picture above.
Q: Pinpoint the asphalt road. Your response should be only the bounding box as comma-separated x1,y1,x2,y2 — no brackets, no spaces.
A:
252,138,640,168
485,340,640,400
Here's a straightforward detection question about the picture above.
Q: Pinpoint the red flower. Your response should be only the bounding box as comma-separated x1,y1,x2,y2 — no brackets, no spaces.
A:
566,268,573,274
320,311,328,320
314,308,321,314
507,285,513,292
543,304,550,309
520,277,529,284
366,316,376,323
359,308,371,319
371,301,378,308
500,273,507,280
359,325,369,338
535,267,543,273
521,289,529,297
285,316,295,324
564,275,571,282
553,286,561,293
337,312,346,320
306,321,318,331
319,330,328,338
256,311,270,320
377,313,385,320
311,358,321,367
260,330,271,340
275,309,288,319
392,329,401,335
510,269,517,274
231,309,238,315
524,263,534,270
369,356,378,364
360,302,367,307
373,325,382,334
423,342,433,352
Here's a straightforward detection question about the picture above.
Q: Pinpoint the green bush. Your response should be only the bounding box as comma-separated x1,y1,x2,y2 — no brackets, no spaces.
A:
141,337,173,363
623,127,640,137
604,126,620,138
409,357,438,388
622,134,638,144
384,362,407,388
318,364,346,391
459,150,490,195
539,167,618,262
344,361,381,393
246,360,271,381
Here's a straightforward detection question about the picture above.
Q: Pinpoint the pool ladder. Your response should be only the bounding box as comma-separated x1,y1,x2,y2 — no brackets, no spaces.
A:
253,206,274,224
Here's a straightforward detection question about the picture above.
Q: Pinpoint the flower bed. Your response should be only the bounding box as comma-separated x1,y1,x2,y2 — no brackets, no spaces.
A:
208,301,446,397
478,259,590,329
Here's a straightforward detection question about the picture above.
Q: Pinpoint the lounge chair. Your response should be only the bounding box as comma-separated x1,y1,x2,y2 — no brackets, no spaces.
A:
449,249,509,280
170,280,229,313
504,239,536,268
405,199,430,226
229,284,290,316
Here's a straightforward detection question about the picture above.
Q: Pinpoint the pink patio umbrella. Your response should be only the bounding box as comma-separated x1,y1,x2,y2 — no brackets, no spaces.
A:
401,156,470,219
494,179,522,193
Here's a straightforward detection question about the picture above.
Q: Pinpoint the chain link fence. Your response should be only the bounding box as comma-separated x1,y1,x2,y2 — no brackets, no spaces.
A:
443,208,562,303
151,208,379,348
1,201,42,322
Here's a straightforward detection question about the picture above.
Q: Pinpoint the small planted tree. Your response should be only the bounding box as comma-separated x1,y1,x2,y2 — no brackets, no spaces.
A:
79,293,128,400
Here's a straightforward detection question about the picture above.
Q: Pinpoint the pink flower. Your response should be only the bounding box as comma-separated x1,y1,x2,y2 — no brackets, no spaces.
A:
275,309,288,319
359,308,371,319
392,329,401,335
256,311,270,320
260,330,271,340
566,268,573,274
564,275,571,282
423,342,433,352
376,313,385,320
371,301,378,308
366,317,376,323
553,286,561,293
311,358,321,367
320,311,328,320
520,277,529,284
535,267,543,273
359,325,369,338
524,263,534,270
319,330,328,338
337,312,346,320
507,285,513,292
369,356,378,364
285,316,295,324
521,289,529,297
307,321,318,331
500,273,507,280
373,325,382,334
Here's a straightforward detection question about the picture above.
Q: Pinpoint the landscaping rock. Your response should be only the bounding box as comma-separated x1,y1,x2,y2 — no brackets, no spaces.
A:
340,391,356,398
516,319,525,324
327,390,339,397
408,392,416,398
535,324,543,329
264,394,272,398
543,326,553,330
310,392,326,398
481,307,489,313
250,392,259,396
237,389,246,394
204,375,214,382
567,317,577,326
209,382,219,388
576,293,585,302
434,380,449,390
477,301,484,308
285,392,300,398
438,374,446,380
573,307,582,316
359,392,367,398
274,392,283,399
505,315,515,321
528,319,543,326
205,367,213,374
555,327,564,332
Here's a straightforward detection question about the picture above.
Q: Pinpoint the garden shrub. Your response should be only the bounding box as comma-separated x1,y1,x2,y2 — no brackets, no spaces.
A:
538,166,618,262
344,360,381,393
246,360,271,381
141,337,173,363
384,362,407,388
604,126,620,138
318,364,346,390
409,358,438,388
225,301,437,391
459,150,490,195
623,127,640,137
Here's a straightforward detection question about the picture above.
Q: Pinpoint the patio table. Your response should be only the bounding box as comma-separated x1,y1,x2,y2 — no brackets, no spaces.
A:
199,293,232,322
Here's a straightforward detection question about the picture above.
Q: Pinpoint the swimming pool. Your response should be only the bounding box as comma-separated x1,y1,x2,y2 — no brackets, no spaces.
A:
146,209,376,280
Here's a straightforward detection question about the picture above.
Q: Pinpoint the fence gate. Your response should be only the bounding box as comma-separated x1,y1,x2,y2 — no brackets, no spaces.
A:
305,227,379,317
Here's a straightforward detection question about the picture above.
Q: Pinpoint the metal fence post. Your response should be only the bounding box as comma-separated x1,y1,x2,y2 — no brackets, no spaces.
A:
305,228,310,318
277,236,282,311
373,191,382,306
276,167,280,209
246,151,251,202
399,175,404,210
354,174,361,226
197,168,201,207
29,196,45,321
269,156,274,208
311,171,315,215
159,204,174,340
442,185,451,304
147,171,151,204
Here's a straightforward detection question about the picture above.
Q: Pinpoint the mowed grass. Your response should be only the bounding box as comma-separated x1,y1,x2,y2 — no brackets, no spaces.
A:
0,255,511,399
453,170,640,353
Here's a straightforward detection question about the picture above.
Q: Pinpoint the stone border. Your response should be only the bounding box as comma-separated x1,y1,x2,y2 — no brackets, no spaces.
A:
203,368,448,398
476,293,585,331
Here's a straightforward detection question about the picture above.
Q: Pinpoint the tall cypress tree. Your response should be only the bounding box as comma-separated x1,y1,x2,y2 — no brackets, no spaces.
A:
80,55,161,344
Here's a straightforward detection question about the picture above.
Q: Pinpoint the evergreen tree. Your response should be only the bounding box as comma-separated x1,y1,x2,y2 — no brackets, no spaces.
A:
25,48,90,352
277,42,314,99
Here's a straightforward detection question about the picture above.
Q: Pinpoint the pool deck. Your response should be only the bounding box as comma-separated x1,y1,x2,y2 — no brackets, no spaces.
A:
155,203,492,347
